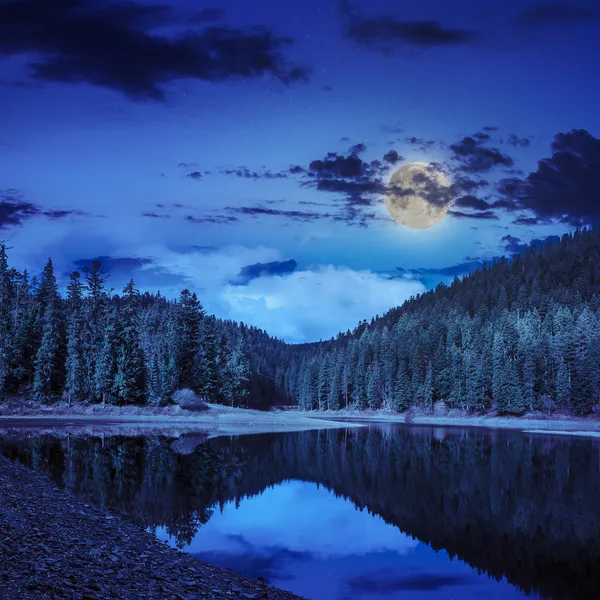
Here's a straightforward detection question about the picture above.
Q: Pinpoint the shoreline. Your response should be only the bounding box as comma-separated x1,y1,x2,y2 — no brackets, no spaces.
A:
0,403,362,438
0,455,304,600
305,409,600,437
3,402,600,438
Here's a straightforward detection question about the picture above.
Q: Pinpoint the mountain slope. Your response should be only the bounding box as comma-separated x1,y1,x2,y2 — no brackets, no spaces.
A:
258,227,600,415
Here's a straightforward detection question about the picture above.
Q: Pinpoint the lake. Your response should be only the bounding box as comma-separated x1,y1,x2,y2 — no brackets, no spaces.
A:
1,424,599,600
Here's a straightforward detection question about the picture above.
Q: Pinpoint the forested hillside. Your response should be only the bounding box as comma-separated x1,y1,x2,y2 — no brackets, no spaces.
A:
3,227,600,415
272,227,600,415
0,249,266,407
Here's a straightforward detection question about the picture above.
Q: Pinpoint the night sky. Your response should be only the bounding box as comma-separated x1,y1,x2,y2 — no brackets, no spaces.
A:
1,0,600,342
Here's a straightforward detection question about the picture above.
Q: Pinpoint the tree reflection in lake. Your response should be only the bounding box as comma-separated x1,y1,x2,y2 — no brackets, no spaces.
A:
1,425,599,599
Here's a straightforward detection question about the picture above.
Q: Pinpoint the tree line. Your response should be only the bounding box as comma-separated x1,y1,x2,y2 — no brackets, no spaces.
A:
0,249,250,406
3,226,600,414
253,227,600,415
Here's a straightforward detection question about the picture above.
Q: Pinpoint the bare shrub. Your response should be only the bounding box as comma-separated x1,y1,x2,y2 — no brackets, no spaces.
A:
172,389,209,411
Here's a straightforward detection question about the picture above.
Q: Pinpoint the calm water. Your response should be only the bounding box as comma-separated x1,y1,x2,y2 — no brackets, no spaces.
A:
1,424,599,600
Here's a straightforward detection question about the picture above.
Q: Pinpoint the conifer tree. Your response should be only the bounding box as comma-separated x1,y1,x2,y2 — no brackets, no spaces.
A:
32,259,61,402
195,316,220,400
178,290,204,389
113,280,144,404
94,308,117,404
64,272,85,406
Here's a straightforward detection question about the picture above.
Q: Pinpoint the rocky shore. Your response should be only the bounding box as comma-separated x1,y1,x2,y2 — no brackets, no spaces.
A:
0,456,304,600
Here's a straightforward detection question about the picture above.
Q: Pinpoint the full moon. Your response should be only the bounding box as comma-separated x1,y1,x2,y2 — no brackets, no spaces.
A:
385,162,451,229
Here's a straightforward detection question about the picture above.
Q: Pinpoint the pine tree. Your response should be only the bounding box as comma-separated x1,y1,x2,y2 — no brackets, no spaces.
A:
113,280,144,404
317,354,329,410
94,308,117,404
366,362,380,409
195,316,220,400
422,361,434,412
223,338,250,406
33,301,60,402
393,360,410,411
492,332,505,411
498,360,526,415
64,272,85,407
555,357,570,410
82,260,109,400
178,290,204,389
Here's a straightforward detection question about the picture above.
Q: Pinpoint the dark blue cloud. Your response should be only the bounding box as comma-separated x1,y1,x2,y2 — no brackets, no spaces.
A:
449,134,514,173
0,189,86,229
0,0,308,101
502,234,560,254
498,129,600,227
231,259,298,285
339,1,477,54
72,256,153,275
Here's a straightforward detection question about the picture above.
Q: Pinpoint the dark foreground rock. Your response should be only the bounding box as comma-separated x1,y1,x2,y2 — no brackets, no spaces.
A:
0,456,304,600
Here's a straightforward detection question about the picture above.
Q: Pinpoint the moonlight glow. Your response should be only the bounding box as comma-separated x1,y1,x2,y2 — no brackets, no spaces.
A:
385,162,451,229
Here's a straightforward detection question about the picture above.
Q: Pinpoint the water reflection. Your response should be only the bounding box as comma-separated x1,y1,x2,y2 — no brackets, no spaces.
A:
157,480,526,599
1,425,599,599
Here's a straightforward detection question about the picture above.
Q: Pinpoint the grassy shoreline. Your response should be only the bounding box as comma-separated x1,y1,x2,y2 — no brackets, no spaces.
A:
3,401,600,438
0,402,362,438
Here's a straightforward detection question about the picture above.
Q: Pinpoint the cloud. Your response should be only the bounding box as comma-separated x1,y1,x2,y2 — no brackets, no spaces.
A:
511,215,548,226
301,148,404,217
453,195,491,210
72,255,153,276
507,133,532,147
0,189,85,229
0,0,308,101
451,176,489,195
502,234,560,254
220,167,288,180
142,212,172,219
71,254,187,291
449,134,514,173
164,481,419,559
393,261,487,284
142,211,240,225
383,150,402,164
222,264,426,342
405,137,437,152
448,209,498,220
501,234,523,253
186,214,240,225
349,143,367,155
231,259,298,285
225,205,329,223
517,3,600,27
339,1,476,54
186,171,203,180
499,129,600,226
